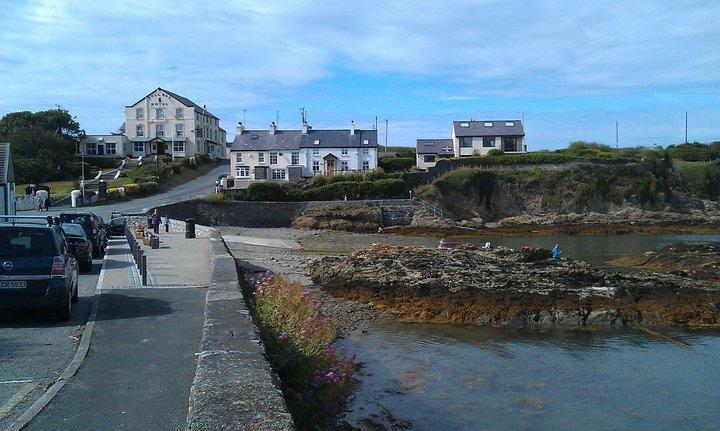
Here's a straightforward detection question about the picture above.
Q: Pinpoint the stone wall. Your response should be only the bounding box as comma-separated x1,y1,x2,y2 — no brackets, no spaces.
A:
153,198,415,229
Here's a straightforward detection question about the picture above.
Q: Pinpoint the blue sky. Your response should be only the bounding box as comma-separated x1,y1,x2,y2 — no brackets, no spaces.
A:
1,0,718,149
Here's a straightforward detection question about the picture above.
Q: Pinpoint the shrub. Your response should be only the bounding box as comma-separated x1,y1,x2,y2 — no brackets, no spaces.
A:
118,171,128,178
139,181,159,193
487,149,505,156
378,157,415,172
106,188,121,200
124,183,141,195
371,178,406,197
247,182,288,201
144,175,159,183
250,274,356,428
667,142,718,162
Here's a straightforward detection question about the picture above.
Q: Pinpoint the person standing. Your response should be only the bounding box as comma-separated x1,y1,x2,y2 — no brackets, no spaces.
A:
552,243,562,260
44,196,50,212
163,216,170,233
150,209,160,234
37,195,44,212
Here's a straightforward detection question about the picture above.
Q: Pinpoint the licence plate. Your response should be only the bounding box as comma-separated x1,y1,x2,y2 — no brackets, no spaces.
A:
0,281,27,289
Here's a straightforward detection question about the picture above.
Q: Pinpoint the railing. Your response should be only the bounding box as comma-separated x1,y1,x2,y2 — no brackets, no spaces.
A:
312,168,372,176
125,225,148,286
412,197,444,218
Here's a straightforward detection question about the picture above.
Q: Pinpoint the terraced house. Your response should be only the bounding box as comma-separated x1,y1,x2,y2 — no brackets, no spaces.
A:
81,87,226,159
417,119,526,169
228,121,378,187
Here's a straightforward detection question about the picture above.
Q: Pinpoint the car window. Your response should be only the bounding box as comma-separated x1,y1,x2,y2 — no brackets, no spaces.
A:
61,223,87,238
0,227,57,258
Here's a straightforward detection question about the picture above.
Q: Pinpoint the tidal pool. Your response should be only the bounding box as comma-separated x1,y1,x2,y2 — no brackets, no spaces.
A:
341,322,720,430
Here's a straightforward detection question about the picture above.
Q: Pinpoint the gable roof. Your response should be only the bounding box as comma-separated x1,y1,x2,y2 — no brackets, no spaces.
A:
231,129,378,151
416,138,454,155
126,87,219,119
0,143,14,184
453,120,524,137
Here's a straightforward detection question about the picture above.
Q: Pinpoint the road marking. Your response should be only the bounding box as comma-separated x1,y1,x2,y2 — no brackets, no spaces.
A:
4,241,111,431
0,382,39,421
0,381,33,385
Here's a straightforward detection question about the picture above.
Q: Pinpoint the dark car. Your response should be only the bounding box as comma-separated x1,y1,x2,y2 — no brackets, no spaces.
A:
61,223,93,271
106,216,127,237
215,173,229,187
0,216,80,321
58,212,107,257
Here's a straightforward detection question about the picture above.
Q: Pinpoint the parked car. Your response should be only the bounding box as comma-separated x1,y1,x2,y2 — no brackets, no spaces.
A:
58,212,107,256
106,216,127,237
215,173,229,187
0,215,80,321
61,223,93,271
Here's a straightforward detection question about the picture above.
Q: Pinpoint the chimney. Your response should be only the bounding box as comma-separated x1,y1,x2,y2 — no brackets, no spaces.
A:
302,121,309,134
236,121,244,135
203,104,207,109
350,120,355,136
269,122,277,135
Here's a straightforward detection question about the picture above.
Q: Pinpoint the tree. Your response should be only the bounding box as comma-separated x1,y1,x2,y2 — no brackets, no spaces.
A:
0,108,85,184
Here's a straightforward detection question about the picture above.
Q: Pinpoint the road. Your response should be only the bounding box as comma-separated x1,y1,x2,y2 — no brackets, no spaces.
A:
0,163,225,429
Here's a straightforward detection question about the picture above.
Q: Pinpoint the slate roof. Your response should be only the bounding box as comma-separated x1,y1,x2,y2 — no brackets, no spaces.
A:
453,120,524,137
231,129,378,151
0,143,14,184
416,138,454,155
126,87,219,120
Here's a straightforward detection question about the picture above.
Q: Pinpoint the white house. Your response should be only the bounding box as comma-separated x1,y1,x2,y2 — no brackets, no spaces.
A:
81,87,227,159
416,119,526,169
0,143,16,215
228,121,378,187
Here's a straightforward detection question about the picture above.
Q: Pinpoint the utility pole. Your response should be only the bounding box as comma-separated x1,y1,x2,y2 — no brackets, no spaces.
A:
384,118,389,152
685,112,688,144
374,116,378,131
300,107,306,124
80,140,85,206
276,110,279,126
243,108,246,124
616,121,619,148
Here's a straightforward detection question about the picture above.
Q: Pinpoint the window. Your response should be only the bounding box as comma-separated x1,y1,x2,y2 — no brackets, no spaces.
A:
341,161,348,171
362,148,369,155
341,148,348,156
175,124,184,137
106,143,117,155
502,137,518,152
272,169,286,180
459,137,473,148
176,108,183,119
85,142,97,155
423,155,436,163
312,148,319,156
483,137,495,147
505,122,514,127
196,113,199,121
483,122,493,127
460,122,470,127
362,160,370,170
235,152,243,163
291,152,299,165
156,124,165,137
258,152,265,163
136,124,144,137
156,108,165,119
312,161,320,173
173,141,185,153
136,108,144,120
236,166,250,177
133,142,144,153
270,152,278,164
313,139,320,145
426,142,435,146
363,139,369,145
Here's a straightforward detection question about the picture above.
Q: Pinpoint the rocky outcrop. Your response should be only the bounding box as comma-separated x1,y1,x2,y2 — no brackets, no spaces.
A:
612,243,720,282
292,205,382,233
307,245,720,328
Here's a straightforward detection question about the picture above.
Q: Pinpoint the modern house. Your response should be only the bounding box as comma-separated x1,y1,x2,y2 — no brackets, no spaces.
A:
228,121,378,187
0,143,16,215
81,87,227,159
416,119,526,169
416,139,454,170
452,120,525,157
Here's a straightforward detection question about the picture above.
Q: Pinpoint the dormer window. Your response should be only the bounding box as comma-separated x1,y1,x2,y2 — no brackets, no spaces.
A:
313,139,320,145
483,122,493,127
363,139,369,145
460,122,470,127
505,122,515,127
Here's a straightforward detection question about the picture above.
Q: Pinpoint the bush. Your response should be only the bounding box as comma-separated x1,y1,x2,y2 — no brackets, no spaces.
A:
124,183,141,195
139,181,159,194
378,157,415,172
371,178,406,197
144,176,159,183
106,188,121,200
250,274,356,428
247,182,288,201
81,157,121,169
448,152,575,166
487,149,505,156
667,142,720,162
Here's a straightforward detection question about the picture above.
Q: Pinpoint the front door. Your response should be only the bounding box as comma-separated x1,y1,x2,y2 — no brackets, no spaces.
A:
325,159,336,174
157,141,166,155
97,144,105,156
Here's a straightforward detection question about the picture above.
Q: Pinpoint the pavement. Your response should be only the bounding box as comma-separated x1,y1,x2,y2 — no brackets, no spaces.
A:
1,232,212,430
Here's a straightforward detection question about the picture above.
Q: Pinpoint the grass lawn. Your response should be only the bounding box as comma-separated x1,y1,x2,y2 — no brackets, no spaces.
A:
15,181,76,201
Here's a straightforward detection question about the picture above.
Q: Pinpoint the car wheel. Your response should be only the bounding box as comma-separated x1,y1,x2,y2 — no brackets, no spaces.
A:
55,294,72,321
71,280,79,303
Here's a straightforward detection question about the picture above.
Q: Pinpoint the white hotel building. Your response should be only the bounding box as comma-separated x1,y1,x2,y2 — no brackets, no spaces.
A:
228,121,378,187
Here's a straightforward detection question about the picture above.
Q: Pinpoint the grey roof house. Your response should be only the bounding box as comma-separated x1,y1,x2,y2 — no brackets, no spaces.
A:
0,143,16,215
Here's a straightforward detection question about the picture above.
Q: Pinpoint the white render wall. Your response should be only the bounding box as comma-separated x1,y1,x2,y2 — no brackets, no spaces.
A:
454,135,525,156
416,153,438,170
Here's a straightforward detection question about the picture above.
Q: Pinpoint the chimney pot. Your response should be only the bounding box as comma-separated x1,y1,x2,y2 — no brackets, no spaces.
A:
350,120,355,136
302,121,309,134
269,122,277,135
236,121,244,135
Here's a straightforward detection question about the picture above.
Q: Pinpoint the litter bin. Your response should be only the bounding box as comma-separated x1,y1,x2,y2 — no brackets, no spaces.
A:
185,218,196,239
150,235,160,249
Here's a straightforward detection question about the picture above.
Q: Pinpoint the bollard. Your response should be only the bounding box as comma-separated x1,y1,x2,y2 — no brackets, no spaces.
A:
141,254,147,286
138,250,144,275
150,235,159,249
185,218,196,239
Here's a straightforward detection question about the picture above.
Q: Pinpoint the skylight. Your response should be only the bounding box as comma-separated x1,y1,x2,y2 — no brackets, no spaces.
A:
483,122,493,127
313,139,320,145
460,122,470,127
363,139,369,145
505,122,515,127
427,142,435,146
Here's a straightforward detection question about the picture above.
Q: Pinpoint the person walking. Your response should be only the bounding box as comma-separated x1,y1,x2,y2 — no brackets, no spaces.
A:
44,196,50,212
150,209,160,234
36,195,44,212
552,243,562,260
163,216,170,233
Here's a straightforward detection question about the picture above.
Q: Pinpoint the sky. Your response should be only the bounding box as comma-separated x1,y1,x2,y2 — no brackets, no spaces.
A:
1,0,718,149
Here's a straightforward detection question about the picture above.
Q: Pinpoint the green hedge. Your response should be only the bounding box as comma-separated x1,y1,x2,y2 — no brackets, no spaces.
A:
667,142,720,162
378,157,416,172
241,178,407,201
446,152,576,166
